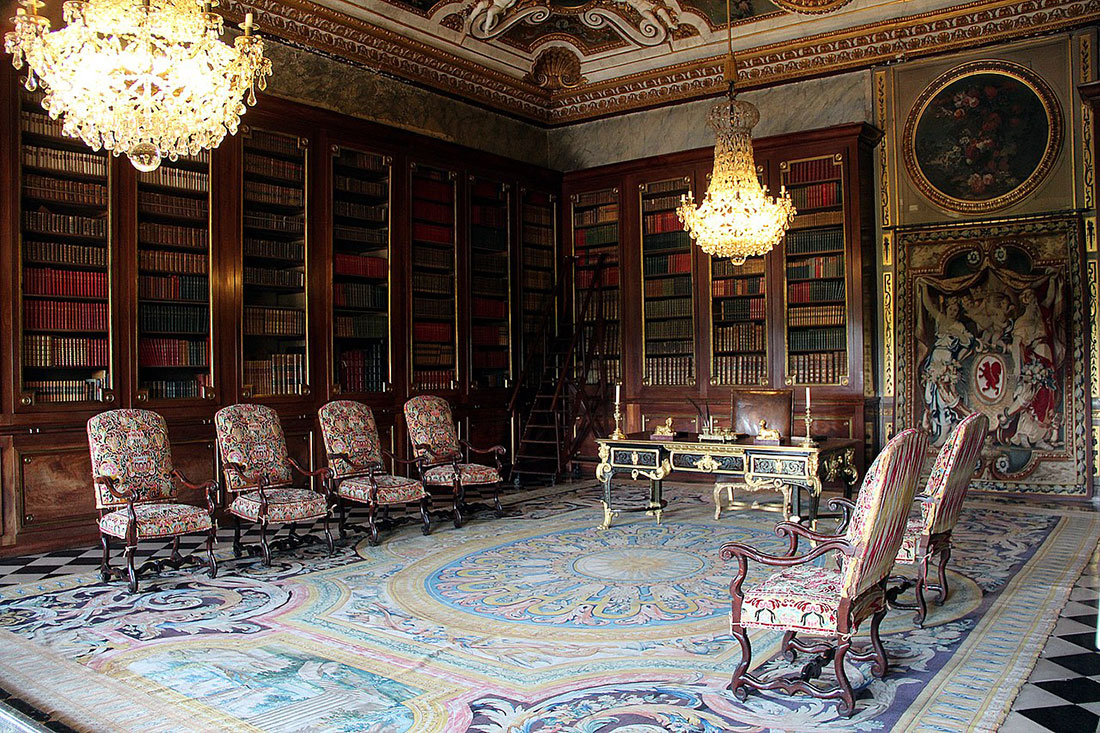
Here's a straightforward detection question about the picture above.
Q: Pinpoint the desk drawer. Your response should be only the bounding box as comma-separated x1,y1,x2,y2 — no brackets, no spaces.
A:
609,447,661,469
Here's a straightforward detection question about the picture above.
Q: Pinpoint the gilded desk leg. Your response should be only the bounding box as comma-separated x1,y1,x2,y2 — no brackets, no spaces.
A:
599,500,617,530
596,454,614,530
647,478,663,525
713,483,723,520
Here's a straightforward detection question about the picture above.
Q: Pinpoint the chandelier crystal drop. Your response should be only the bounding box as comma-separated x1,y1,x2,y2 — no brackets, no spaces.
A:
676,0,795,264
4,0,272,171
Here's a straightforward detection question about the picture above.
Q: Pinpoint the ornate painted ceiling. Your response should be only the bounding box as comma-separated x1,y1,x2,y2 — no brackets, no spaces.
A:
221,0,1100,123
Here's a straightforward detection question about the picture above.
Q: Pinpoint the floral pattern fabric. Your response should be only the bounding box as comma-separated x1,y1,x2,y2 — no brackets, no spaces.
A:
923,412,989,536
739,564,843,633
99,502,213,540
403,396,461,461
895,516,927,565
318,400,384,478
228,488,328,523
214,404,294,491
87,410,176,509
339,475,427,506
840,429,928,599
423,463,500,487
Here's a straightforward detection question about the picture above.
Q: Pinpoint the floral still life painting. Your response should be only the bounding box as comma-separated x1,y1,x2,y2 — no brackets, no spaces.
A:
903,60,1062,214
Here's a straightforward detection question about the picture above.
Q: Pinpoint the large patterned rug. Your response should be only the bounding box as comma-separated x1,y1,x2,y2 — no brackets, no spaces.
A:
0,482,1095,732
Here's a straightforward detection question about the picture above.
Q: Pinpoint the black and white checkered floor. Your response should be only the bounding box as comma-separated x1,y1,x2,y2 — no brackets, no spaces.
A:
0,513,1097,732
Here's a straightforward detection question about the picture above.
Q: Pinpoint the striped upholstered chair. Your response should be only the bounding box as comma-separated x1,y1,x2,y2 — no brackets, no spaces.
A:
889,412,988,626
87,409,218,593
403,395,505,528
720,428,927,717
319,400,431,545
215,404,333,565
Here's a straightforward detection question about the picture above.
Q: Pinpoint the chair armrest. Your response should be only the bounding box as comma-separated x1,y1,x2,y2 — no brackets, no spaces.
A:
720,537,853,609
380,448,425,467
829,497,857,534
93,475,133,502
326,453,383,482
414,443,461,466
774,520,842,556
460,440,506,456
289,457,330,481
172,469,219,513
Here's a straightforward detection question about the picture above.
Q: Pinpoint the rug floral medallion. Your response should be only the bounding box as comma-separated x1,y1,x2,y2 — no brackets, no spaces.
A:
0,483,1093,732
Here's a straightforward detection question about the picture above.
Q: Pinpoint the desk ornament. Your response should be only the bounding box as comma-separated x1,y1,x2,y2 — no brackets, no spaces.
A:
651,417,676,441
755,419,782,445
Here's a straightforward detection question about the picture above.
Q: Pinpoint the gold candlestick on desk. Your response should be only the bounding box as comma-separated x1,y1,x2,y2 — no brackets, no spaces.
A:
801,386,814,447
611,384,626,440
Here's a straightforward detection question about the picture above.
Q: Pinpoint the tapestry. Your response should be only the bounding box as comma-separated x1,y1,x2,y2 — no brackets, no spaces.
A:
0,482,1096,732
896,215,1091,495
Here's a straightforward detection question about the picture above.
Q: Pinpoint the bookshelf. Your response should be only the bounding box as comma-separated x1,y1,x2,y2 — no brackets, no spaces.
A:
571,187,620,384
640,176,694,387
18,92,114,406
781,154,848,386
331,145,391,395
410,164,457,392
469,176,512,390
135,151,212,402
519,188,557,375
241,128,309,398
711,255,767,385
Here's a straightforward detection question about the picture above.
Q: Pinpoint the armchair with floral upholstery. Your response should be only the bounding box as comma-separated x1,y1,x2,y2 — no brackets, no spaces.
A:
720,428,927,717
214,403,333,566
87,409,219,593
835,412,988,627
402,395,505,528
319,400,431,545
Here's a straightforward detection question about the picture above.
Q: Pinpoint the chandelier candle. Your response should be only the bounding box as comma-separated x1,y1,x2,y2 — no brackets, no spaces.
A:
4,0,272,171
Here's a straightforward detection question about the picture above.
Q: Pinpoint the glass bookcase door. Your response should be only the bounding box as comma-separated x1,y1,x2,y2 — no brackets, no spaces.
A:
468,176,512,390
135,151,213,403
571,187,620,385
240,128,309,399
710,255,767,386
519,189,557,387
18,91,115,407
410,164,458,392
639,176,694,387
781,154,849,386
331,146,391,396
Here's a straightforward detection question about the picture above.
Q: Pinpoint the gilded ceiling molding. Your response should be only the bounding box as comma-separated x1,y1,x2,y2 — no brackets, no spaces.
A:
873,69,892,232
527,47,588,90
551,0,1100,123
225,0,1100,125
771,0,853,15
1082,34,1096,211
466,0,685,48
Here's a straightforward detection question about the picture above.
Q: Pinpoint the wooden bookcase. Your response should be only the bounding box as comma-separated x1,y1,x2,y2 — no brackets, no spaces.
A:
563,122,881,453
569,185,621,385
468,176,512,390
517,187,557,386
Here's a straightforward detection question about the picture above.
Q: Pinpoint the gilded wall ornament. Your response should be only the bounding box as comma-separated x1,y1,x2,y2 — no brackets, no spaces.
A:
525,46,587,90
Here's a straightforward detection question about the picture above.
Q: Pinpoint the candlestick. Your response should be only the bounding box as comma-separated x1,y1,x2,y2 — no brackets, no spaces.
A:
801,386,814,447
615,383,621,403
611,399,626,440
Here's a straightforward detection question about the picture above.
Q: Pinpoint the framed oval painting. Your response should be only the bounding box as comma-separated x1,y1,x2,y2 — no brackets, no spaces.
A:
902,59,1063,214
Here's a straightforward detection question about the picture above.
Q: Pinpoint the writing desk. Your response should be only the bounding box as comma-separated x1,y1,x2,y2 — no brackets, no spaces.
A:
594,433,860,529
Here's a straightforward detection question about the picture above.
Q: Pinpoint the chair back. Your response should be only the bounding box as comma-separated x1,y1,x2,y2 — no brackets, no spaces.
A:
403,395,461,461
87,409,176,509
841,428,928,599
923,412,989,536
214,403,294,491
319,400,383,478
732,389,794,438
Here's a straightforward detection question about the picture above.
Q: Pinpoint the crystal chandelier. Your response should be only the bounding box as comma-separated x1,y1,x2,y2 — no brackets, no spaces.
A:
4,0,272,171
677,0,794,264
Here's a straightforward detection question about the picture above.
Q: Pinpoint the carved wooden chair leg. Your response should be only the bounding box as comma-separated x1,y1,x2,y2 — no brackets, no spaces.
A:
833,637,856,718
322,511,335,555
337,499,348,540
170,536,182,565
913,556,930,627
452,477,464,529
729,624,752,701
934,545,951,605
366,503,380,547
867,608,888,677
259,520,272,567
781,630,798,662
206,527,218,579
232,515,243,558
420,496,432,536
287,522,300,544
125,544,139,593
493,482,504,518
100,533,112,583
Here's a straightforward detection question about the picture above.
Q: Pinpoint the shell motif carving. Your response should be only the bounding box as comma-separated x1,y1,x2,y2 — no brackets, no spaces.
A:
526,47,587,91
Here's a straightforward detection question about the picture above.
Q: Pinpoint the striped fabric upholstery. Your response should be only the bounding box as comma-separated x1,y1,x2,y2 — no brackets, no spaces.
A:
840,429,928,600
319,400,384,478
923,412,989,537
214,404,294,491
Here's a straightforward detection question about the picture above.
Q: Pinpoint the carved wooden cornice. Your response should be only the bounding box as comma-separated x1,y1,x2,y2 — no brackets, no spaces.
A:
227,0,1100,125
